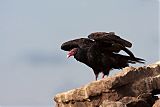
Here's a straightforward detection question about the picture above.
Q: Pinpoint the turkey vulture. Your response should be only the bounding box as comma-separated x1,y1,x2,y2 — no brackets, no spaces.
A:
61,32,145,80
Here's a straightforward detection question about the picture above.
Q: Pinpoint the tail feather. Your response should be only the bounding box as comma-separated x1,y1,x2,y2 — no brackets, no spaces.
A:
110,53,145,70
121,47,145,64
114,53,145,64
133,57,145,64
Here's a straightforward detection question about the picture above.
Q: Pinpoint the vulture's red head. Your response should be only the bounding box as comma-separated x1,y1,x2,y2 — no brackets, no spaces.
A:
61,38,93,58
67,48,78,58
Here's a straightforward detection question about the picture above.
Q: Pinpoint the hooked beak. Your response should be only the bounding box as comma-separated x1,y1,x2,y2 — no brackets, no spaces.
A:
67,52,73,58
67,48,77,58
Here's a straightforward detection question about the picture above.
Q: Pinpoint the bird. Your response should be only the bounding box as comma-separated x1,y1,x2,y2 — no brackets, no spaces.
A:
61,32,145,80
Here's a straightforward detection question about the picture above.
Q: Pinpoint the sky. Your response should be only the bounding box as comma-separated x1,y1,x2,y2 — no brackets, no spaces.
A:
0,0,159,106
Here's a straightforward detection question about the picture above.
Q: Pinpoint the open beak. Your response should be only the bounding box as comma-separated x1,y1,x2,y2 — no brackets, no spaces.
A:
67,50,74,58
67,53,72,58
67,48,77,58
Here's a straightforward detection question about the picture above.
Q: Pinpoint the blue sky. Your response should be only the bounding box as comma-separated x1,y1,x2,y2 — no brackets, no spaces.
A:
0,0,159,106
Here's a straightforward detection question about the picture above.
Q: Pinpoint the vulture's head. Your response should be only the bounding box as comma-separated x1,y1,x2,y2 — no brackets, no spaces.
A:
61,41,78,58
66,48,78,58
61,38,94,59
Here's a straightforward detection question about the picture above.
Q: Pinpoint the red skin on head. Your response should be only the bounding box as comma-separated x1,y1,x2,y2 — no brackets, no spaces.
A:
67,48,77,58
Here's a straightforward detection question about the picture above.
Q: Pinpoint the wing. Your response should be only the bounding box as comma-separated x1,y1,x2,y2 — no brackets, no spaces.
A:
88,32,135,58
61,38,94,51
88,32,132,48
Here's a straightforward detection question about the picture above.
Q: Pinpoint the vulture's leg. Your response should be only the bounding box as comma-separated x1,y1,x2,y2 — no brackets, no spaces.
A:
95,73,98,80
102,67,110,78
102,73,105,78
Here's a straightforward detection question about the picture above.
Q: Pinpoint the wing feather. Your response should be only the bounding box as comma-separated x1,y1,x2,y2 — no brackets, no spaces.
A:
61,38,94,51
88,32,132,48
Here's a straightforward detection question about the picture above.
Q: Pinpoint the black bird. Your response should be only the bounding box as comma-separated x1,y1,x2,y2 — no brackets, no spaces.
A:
61,32,145,80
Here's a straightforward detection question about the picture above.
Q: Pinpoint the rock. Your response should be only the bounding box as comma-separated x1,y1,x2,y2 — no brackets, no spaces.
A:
153,99,160,107
54,62,160,107
100,100,125,107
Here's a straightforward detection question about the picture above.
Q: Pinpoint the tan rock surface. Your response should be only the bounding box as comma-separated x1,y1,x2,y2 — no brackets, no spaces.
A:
54,62,160,107
153,99,160,107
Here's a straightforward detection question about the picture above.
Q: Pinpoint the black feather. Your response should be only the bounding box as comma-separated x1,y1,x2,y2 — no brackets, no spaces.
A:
61,32,145,80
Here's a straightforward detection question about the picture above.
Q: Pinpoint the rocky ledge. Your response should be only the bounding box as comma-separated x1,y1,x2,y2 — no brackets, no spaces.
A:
54,61,160,107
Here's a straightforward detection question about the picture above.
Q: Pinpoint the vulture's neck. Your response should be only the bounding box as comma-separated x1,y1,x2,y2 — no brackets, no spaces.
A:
74,48,88,65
